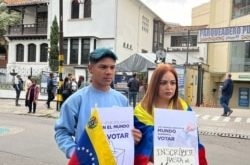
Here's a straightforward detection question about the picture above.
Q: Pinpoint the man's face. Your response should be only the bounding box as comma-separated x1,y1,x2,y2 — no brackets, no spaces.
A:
88,57,116,90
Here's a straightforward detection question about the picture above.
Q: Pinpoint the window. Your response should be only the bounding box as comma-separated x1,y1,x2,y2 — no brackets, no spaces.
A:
84,0,91,18
81,38,90,64
232,0,250,19
171,35,197,47
71,0,80,19
153,20,164,52
40,43,48,62
230,41,250,72
16,44,24,62
70,39,79,64
63,39,68,64
28,44,36,62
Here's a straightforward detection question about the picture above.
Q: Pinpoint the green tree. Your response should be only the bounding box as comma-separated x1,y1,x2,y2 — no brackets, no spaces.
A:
0,0,21,36
49,16,59,72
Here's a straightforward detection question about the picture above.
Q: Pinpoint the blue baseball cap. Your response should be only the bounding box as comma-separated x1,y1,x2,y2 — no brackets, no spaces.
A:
89,48,117,63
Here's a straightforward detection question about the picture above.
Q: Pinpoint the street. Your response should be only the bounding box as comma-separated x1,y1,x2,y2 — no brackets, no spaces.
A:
1,98,250,164
0,113,67,165
202,135,250,165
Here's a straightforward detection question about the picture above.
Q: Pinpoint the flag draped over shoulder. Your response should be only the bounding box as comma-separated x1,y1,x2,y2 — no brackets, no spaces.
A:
134,103,154,164
68,108,116,165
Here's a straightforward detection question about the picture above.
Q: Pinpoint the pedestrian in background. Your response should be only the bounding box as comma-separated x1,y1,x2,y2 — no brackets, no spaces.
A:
46,72,56,109
13,75,23,106
26,78,39,113
71,77,78,93
24,75,32,107
128,73,140,108
220,73,234,116
134,64,207,164
77,75,85,89
61,77,72,105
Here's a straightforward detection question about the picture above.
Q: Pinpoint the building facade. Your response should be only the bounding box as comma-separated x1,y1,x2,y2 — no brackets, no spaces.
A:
164,25,209,106
192,0,250,108
4,0,49,82
48,0,165,79
3,0,165,82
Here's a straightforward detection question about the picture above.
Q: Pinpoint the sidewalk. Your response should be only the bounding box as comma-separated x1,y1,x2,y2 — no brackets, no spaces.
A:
1,89,250,138
0,89,47,100
0,89,59,118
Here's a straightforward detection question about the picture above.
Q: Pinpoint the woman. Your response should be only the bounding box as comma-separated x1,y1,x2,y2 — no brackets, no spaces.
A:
134,64,207,165
26,79,39,113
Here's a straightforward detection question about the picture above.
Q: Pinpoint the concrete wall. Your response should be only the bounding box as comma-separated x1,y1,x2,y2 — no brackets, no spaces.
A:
192,2,210,26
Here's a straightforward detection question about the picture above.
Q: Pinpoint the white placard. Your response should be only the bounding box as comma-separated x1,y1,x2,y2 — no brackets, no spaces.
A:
154,109,198,165
97,107,134,165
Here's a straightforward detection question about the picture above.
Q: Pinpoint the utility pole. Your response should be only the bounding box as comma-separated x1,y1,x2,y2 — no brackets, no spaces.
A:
57,0,64,111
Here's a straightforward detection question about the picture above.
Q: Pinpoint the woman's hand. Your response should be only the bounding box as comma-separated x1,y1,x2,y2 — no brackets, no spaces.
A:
132,128,142,144
147,161,154,165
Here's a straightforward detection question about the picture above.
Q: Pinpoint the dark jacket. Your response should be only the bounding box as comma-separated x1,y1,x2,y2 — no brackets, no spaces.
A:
128,77,139,92
221,78,233,97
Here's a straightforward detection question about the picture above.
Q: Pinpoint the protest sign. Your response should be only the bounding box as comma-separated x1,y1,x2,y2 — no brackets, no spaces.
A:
154,109,198,165
97,107,134,165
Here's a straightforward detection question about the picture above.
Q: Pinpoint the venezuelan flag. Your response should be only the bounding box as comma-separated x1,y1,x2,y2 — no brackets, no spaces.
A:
68,109,116,165
134,103,154,165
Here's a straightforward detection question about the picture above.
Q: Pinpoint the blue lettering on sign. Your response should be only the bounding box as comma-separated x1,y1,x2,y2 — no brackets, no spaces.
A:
158,136,175,141
107,133,129,139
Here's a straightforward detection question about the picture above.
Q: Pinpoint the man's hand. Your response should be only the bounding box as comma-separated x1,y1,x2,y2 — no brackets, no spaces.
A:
132,128,142,144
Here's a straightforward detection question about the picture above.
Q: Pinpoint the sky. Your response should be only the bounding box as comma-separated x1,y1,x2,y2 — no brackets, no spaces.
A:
141,0,210,25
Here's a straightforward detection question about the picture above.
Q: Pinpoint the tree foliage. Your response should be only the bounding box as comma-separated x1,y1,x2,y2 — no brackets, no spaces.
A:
49,16,59,72
0,0,21,36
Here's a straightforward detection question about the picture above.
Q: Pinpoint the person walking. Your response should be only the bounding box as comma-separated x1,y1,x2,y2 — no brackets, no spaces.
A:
26,79,39,113
54,48,142,161
128,73,140,108
13,75,23,106
46,72,56,109
220,73,234,116
134,64,207,165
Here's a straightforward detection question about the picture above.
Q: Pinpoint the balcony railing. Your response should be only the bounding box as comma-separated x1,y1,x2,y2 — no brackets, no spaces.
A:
7,22,47,36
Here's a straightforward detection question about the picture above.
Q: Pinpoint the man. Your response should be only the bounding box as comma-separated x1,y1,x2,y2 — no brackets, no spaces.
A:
220,73,234,116
128,73,140,108
46,72,56,109
54,48,141,159
13,75,23,106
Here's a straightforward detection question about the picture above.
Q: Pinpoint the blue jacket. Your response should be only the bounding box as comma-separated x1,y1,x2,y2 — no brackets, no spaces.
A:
54,85,128,158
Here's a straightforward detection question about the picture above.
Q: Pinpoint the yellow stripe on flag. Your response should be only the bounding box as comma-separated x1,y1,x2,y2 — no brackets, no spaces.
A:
134,103,154,126
86,109,116,165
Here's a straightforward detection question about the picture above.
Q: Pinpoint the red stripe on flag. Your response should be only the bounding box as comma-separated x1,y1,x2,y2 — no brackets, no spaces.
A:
68,152,80,165
134,155,150,165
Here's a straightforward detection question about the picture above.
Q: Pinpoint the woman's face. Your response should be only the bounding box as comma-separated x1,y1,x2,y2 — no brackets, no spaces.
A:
158,71,177,102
